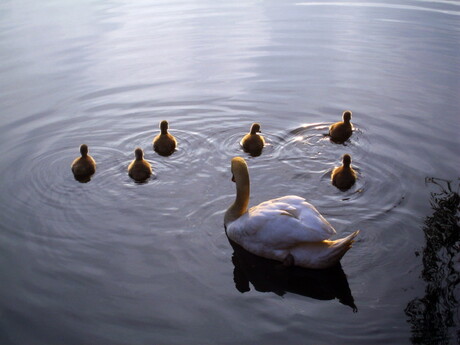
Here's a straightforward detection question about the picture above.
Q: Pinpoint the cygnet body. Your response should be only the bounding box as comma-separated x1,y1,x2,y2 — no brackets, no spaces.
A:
240,123,265,156
153,120,177,156
128,148,152,182
331,154,357,191
329,111,353,143
71,144,96,182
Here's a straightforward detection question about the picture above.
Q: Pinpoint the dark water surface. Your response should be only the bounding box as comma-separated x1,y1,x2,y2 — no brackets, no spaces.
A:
1,0,459,344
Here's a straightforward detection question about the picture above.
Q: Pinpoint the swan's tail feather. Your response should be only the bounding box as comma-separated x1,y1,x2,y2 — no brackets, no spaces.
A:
289,230,360,269
339,230,360,247
330,230,360,262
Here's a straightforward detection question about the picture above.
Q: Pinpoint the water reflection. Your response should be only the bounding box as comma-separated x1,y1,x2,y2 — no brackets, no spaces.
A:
228,237,357,312
405,178,460,345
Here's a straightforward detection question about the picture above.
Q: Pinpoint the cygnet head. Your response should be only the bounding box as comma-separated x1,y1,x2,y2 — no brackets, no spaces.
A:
134,147,144,160
250,123,261,135
160,120,169,134
342,110,352,123
80,144,89,156
231,157,249,183
342,153,352,166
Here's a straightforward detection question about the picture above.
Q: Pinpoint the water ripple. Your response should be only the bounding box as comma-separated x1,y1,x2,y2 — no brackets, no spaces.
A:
295,2,460,16
1,0,459,343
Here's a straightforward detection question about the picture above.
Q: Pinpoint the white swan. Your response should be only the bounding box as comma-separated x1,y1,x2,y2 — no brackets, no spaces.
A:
224,157,359,269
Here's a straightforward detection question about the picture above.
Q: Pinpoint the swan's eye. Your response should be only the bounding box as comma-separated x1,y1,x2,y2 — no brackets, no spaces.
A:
231,175,235,182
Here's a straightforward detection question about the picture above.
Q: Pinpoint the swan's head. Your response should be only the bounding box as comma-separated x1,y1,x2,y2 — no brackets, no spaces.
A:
134,147,144,160
342,153,352,166
231,157,249,183
80,144,89,156
342,110,352,123
160,120,169,134
250,123,261,135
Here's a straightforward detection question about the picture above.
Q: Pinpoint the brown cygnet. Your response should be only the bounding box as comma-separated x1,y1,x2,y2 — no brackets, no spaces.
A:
153,120,177,156
71,144,96,182
331,154,357,191
128,147,152,182
329,110,353,143
240,123,265,156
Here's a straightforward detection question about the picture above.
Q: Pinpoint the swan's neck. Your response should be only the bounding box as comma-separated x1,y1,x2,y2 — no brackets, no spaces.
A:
225,176,250,226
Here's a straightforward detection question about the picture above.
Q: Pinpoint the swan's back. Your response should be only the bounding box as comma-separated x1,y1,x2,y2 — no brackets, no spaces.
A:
227,195,336,246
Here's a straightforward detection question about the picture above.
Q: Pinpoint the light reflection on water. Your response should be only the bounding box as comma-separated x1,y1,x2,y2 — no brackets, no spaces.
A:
0,0,459,344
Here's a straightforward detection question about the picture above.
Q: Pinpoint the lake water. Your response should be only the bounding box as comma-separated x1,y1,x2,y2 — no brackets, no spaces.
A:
1,0,459,344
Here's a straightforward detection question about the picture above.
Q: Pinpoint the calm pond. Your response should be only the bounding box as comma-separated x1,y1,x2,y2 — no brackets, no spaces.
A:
1,0,459,344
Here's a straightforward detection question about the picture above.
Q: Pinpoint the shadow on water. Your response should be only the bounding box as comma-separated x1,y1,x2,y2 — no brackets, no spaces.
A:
227,237,357,312
405,178,460,345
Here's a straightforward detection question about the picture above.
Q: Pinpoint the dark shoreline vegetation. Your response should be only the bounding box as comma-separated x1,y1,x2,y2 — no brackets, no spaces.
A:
406,178,460,345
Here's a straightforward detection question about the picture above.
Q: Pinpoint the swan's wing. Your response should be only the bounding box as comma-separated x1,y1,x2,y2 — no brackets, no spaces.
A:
227,195,336,247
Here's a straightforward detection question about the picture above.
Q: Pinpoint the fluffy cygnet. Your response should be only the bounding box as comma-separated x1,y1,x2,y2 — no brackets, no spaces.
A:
71,144,96,182
240,123,265,157
153,120,177,156
329,110,353,144
128,147,152,182
331,154,357,191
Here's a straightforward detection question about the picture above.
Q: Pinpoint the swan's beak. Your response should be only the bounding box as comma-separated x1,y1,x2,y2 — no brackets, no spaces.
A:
231,174,235,182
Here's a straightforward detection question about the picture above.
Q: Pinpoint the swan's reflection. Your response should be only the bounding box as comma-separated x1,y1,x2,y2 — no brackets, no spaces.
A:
228,237,357,311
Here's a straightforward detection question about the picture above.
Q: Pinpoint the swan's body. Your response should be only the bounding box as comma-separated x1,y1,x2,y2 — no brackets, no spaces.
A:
329,110,353,143
153,120,177,156
332,154,357,191
71,144,96,181
128,148,152,182
225,157,359,269
241,123,265,156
